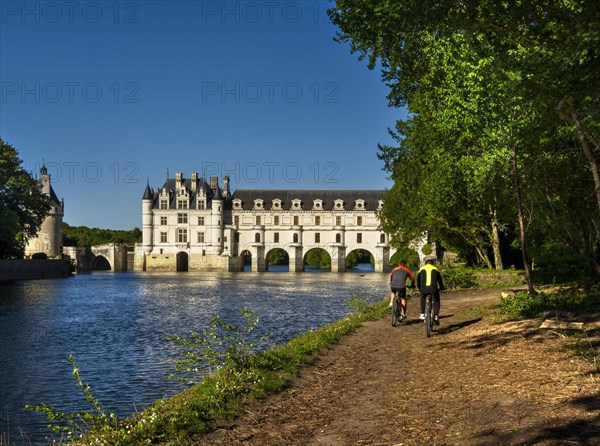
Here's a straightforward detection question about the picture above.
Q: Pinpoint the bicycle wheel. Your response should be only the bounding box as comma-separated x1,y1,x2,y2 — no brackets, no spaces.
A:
425,296,432,337
391,299,399,326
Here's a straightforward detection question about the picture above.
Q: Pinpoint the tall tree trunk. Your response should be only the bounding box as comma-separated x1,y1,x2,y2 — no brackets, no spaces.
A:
490,204,504,270
510,143,536,293
557,98,600,212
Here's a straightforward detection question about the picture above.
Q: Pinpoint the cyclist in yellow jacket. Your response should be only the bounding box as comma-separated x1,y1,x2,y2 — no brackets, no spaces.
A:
416,259,444,325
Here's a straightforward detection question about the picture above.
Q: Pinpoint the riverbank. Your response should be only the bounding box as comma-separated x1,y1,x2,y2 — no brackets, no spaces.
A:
194,288,600,445
0,258,71,284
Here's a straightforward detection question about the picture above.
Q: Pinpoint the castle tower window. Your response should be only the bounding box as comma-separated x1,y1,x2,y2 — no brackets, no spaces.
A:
355,199,365,210
336,216,342,226
272,199,282,209
292,199,302,210
232,199,242,209
315,233,321,243
357,233,363,244
334,199,344,210
160,216,167,226
198,232,205,243
234,215,240,226
357,216,363,226
160,198,168,209
177,213,188,224
198,216,205,226
256,216,261,225
177,198,188,209
254,199,264,210
336,233,341,243
315,216,321,226
160,232,167,243
380,233,386,243
378,200,384,210
313,199,323,210
255,233,261,243
274,215,280,225
198,200,206,210
177,228,188,243
293,215,299,225
293,233,299,243
274,232,280,243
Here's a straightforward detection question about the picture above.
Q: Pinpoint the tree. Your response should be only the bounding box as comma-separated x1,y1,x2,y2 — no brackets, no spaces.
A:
0,139,50,258
329,0,600,285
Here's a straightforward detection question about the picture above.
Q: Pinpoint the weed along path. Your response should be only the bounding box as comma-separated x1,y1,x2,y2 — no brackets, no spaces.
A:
197,289,600,446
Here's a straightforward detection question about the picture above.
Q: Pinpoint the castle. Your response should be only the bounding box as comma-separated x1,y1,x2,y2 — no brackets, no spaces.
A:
134,172,394,272
24,164,64,258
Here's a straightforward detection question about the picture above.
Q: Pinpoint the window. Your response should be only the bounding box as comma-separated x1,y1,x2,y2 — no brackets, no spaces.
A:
197,216,205,226
293,233,299,243
234,215,240,226
336,216,342,226
177,213,188,224
256,216,261,225
357,216,363,226
293,216,299,225
380,234,386,243
336,233,341,243
274,232,279,243
160,216,167,226
255,233,261,243
160,232,167,243
357,233,362,244
197,232,205,243
315,233,320,243
160,199,168,209
274,215,280,225
177,198,188,209
177,228,188,243
198,200,206,210
315,216,320,226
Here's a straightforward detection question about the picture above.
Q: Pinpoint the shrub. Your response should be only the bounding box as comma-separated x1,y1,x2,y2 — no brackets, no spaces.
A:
31,252,48,259
440,266,478,290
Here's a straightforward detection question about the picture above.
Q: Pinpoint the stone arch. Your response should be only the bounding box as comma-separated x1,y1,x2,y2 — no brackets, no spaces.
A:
241,250,252,271
303,247,331,271
176,251,189,272
345,249,374,272
91,255,111,271
266,248,289,271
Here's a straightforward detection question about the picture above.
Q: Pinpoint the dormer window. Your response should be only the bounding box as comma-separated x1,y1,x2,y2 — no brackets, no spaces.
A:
254,199,264,210
334,199,344,210
272,199,282,210
378,199,384,210
292,199,302,210
232,199,243,209
313,199,323,210
355,199,365,210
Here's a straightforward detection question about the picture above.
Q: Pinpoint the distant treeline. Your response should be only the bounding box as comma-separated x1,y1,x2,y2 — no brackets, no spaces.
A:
62,223,142,247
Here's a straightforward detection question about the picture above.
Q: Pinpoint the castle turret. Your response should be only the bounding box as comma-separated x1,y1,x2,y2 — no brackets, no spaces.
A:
209,177,224,254
142,181,154,255
25,164,64,258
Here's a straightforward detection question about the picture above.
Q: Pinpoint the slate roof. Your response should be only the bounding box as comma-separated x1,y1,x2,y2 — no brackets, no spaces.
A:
146,178,231,210
230,189,387,211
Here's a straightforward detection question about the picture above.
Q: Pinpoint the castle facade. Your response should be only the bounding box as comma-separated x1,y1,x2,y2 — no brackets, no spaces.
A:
134,173,392,272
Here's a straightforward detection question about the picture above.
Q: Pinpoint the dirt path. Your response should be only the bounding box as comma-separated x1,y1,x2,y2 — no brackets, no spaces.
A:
198,289,600,445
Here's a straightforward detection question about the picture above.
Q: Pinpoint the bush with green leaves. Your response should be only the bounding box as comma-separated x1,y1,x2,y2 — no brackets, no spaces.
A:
499,289,600,319
440,266,478,290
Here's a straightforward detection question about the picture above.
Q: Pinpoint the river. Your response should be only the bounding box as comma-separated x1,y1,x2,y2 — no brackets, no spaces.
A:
0,266,386,445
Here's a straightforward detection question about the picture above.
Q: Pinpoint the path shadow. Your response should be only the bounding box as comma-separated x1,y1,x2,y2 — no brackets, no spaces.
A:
437,317,483,335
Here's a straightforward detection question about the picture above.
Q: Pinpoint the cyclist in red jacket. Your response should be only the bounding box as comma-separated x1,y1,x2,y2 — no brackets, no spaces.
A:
389,260,415,321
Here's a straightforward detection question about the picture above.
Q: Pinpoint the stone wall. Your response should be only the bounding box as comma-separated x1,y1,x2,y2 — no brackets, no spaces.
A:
0,258,72,283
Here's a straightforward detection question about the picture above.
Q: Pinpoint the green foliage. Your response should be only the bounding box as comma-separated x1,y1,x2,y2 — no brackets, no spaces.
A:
304,248,331,269
345,249,374,268
26,355,118,443
266,248,288,265
0,139,50,258
344,290,377,313
167,310,273,386
390,248,420,271
440,266,479,290
31,252,48,259
63,223,142,247
499,289,600,319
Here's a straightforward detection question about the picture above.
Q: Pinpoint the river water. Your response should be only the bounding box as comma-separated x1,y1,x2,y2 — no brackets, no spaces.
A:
0,266,386,445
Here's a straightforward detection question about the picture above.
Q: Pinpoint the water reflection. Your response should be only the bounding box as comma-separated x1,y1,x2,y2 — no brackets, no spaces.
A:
0,268,385,445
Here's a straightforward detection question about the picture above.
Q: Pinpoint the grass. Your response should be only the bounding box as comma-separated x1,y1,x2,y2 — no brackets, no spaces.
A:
65,297,389,445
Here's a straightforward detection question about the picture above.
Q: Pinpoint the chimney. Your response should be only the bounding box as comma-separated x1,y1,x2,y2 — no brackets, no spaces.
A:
191,172,198,191
223,175,230,198
210,176,218,191
176,172,182,189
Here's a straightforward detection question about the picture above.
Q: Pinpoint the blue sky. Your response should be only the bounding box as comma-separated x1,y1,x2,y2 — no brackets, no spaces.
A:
1,1,404,230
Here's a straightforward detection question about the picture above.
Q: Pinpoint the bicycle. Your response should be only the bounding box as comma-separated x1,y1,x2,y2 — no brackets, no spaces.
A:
423,292,434,337
391,289,411,326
